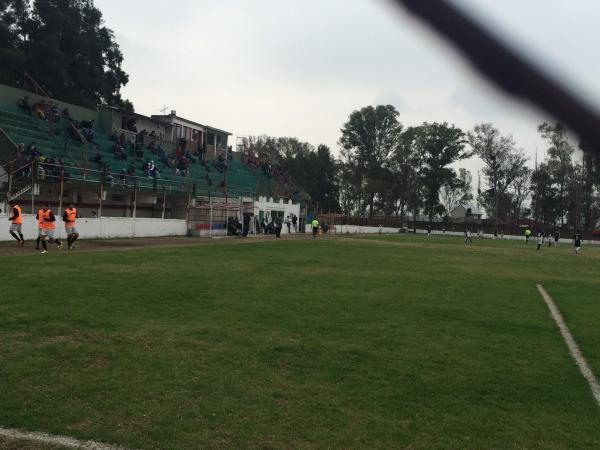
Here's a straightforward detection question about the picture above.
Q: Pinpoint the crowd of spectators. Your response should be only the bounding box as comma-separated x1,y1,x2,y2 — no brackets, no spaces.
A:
243,154,291,186
14,141,69,180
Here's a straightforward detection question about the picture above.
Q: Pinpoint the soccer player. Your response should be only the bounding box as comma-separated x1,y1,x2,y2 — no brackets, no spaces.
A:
427,225,432,237
7,200,25,246
536,231,544,251
573,230,582,255
63,202,80,250
554,230,560,247
311,217,319,239
464,228,473,244
525,228,532,244
36,203,62,254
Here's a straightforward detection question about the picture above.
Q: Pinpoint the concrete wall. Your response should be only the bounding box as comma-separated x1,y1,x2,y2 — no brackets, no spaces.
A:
0,214,186,241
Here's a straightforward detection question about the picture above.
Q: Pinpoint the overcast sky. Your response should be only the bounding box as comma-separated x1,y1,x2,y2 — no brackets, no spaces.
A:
94,0,600,179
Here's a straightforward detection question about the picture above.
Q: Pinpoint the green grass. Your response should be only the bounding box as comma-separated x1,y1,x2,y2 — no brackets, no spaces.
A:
1,235,600,449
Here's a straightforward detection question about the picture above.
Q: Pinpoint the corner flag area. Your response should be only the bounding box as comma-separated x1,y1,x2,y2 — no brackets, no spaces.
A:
1,234,599,449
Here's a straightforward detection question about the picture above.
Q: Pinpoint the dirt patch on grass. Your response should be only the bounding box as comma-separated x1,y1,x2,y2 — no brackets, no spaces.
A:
0,234,314,257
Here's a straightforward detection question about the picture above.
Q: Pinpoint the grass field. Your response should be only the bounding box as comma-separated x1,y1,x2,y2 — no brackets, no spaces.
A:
1,234,600,449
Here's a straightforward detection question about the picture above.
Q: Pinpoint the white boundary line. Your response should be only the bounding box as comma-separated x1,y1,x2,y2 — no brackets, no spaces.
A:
0,426,128,450
537,284,600,407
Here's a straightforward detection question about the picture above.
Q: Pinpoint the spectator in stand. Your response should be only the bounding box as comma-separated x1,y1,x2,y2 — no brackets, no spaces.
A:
184,149,198,163
182,156,190,176
82,128,95,144
127,162,136,176
34,101,46,120
119,168,127,185
119,132,127,146
17,96,32,116
106,171,115,187
28,142,39,155
93,153,103,166
156,143,165,159
110,132,119,142
80,119,94,129
113,143,126,161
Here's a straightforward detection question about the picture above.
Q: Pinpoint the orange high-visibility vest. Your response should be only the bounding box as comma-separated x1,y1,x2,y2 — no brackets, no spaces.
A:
40,209,55,229
37,209,45,228
65,207,77,224
12,204,23,224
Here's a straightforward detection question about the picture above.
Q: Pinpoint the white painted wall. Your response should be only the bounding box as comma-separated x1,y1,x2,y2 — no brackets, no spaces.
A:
0,214,186,241
254,196,300,234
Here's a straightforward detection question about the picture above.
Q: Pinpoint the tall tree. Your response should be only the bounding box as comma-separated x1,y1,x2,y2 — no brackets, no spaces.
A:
339,105,402,218
414,122,468,221
440,167,472,216
469,123,527,221
388,126,424,224
509,165,531,222
0,0,29,86
244,135,339,212
577,141,600,230
0,0,130,108
538,122,574,226
531,162,559,225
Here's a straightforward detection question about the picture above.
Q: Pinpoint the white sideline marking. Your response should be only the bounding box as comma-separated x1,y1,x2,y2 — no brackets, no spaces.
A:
537,284,600,407
0,426,127,450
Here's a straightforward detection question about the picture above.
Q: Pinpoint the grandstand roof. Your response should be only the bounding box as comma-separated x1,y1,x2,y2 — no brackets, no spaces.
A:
150,113,232,136
102,106,173,128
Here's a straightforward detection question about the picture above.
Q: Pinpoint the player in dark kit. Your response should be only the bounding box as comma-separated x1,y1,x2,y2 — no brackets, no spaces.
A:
573,231,582,255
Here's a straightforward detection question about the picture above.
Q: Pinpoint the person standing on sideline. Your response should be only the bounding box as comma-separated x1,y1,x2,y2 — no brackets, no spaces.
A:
35,206,45,250
525,228,532,244
292,214,298,233
554,230,560,247
311,217,319,239
573,230,582,255
426,225,432,237
285,216,291,234
37,203,62,254
536,231,544,251
63,203,79,250
493,229,498,240
7,200,25,246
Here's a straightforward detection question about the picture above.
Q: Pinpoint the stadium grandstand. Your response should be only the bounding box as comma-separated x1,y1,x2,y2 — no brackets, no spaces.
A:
0,75,300,222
